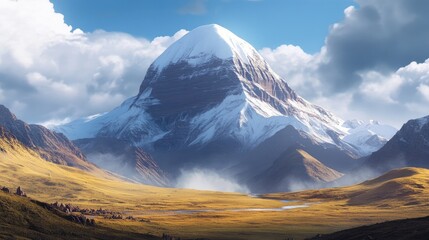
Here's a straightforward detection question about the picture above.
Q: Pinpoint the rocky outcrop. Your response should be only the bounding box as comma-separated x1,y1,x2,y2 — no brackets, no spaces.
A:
1,186,10,193
15,186,26,197
364,115,429,172
0,105,93,170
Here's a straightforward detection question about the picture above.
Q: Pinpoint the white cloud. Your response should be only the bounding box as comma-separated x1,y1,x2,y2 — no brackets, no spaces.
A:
0,0,188,124
417,84,429,101
357,71,404,104
259,45,429,127
1,0,428,130
258,0,429,128
259,45,322,98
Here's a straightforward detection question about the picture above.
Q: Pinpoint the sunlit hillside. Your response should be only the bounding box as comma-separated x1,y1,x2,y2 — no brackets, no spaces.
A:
0,133,283,211
2,134,429,239
265,167,429,207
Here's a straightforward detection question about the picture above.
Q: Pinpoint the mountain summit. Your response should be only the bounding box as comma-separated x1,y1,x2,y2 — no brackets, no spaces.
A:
56,24,395,188
151,24,260,71
59,24,347,148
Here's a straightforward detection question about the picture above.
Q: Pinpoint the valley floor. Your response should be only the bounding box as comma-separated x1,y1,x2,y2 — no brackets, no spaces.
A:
1,138,429,239
96,199,429,240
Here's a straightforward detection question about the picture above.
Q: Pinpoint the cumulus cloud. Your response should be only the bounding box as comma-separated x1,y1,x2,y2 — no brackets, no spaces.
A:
2,0,428,129
350,59,429,125
0,0,187,124
259,45,322,98
319,0,429,93
261,0,429,127
175,168,250,193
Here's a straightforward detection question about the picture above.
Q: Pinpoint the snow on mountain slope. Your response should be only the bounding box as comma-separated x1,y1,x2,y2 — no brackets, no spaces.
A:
55,95,167,146
341,120,397,155
55,24,392,158
152,24,258,71
188,92,346,147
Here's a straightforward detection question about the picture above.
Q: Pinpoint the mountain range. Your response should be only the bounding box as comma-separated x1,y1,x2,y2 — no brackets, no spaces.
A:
53,24,402,192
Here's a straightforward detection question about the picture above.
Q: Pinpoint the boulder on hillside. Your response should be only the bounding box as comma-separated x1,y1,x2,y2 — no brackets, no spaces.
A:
15,186,27,197
1,186,10,193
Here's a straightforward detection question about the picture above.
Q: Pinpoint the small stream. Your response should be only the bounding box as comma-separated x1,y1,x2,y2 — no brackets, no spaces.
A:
123,200,309,216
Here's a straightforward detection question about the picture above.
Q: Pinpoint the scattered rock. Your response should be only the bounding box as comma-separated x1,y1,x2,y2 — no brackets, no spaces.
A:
69,214,95,226
1,186,10,193
139,218,151,223
15,186,27,197
125,215,135,220
104,214,123,219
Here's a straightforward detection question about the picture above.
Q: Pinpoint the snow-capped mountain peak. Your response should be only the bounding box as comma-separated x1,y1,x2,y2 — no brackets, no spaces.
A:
341,119,397,155
56,24,392,158
152,24,260,71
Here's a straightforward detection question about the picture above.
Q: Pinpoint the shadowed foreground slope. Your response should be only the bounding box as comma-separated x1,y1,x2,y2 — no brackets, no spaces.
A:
308,215,429,240
0,191,158,240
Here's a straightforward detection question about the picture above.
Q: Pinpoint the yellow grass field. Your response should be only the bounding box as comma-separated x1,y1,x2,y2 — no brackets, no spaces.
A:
1,137,429,239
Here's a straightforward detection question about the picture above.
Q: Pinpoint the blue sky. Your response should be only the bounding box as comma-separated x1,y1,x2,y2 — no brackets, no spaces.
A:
51,0,355,53
1,0,429,127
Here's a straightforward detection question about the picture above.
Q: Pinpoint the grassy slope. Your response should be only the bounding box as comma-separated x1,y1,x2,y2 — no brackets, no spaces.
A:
0,136,283,211
2,135,429,239
0,191,158,240
265,167,429,207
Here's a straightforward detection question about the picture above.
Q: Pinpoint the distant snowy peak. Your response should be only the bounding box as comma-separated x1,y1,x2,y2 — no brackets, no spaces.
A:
342,119,397,138
341,119,397,155
152,24,261,71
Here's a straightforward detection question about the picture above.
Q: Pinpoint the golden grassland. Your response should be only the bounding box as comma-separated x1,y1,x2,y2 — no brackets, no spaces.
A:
0,191,158,240
0,137,283,211
1,137,429,239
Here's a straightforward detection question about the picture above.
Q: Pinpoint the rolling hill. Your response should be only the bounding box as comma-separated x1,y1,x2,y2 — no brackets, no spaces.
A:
0,123,283,211
251,147,343,193
1,126,429,239
265,167,429,207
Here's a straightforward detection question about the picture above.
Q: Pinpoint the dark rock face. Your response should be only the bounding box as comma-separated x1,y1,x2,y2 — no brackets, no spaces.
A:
365,116,429,171
135,57,299,122
74,137,169,186
123,57,299,151
135,59,242,120
96,56,305,154
0,105,91,170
